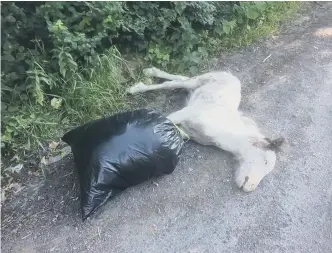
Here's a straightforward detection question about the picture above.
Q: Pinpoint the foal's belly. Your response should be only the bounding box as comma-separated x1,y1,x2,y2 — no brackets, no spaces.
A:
187,83,241,110
180,106,247,150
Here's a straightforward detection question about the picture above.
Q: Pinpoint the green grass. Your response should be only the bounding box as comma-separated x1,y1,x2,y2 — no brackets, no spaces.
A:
61,51,131,123
203,2,302,57
226,2,301,48
1,48,135,158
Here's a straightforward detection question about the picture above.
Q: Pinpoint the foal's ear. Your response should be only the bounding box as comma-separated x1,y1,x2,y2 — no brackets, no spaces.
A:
251,138,270,150
264,137,286,152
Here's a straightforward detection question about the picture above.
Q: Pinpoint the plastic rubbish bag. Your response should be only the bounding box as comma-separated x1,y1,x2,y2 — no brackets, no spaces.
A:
62,109,183,220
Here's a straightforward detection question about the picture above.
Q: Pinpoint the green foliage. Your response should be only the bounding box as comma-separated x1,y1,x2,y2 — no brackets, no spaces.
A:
1,105,60,153
1,1,301,156
2,48,130,156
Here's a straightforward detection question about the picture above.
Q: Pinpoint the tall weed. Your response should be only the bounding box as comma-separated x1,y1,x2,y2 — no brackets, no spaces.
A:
1,48,130,157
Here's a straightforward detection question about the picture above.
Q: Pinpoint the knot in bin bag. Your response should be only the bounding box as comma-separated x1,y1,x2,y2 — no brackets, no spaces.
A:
62,109,183,220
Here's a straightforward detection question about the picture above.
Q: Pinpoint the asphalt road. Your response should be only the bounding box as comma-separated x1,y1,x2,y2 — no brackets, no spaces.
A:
2,3,332,253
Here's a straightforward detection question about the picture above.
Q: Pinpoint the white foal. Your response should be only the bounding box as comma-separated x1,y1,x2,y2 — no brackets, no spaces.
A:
128,67,284,192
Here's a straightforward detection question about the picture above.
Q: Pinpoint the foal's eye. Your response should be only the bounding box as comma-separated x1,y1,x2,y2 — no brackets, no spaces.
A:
265,160,268,165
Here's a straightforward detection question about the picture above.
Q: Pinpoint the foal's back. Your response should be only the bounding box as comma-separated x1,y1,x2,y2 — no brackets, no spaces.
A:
187,71,242,110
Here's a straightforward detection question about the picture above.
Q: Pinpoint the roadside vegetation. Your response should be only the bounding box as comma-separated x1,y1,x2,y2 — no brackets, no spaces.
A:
1,1,301,159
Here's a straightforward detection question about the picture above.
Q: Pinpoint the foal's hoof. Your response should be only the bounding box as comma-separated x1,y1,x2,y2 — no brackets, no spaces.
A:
127,82,147,94
143,67,159,77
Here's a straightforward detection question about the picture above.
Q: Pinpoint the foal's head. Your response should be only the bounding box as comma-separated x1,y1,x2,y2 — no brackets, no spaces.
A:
235,137,285,192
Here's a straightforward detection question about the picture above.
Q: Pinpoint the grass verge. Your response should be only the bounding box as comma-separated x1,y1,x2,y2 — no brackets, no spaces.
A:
1,48,134,159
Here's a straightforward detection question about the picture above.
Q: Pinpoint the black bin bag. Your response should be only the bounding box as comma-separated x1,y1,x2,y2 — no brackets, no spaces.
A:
62,109,183,220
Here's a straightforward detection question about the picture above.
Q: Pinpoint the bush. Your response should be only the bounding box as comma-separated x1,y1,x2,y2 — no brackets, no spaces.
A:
1,1,300,157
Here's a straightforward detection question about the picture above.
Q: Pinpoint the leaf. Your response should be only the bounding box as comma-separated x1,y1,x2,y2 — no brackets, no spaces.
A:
174,2,187,15
34,83,44,105
2,54,15,62
246,6,260,20
6,15,16,23
177,16,191,30
51,98,62,109
189,66,199,75
103,15,113,24
214,25,223,36
255,2,267,11
2,41,12,51
39,77,51,86
223,20,236,35
60,65,66,78
79,16,92,30
1,84,14,92
7,106,19,112
49,141,59,150
54,20,65,30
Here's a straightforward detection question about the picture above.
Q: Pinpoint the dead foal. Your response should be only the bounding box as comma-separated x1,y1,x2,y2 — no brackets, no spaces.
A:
128,67,285,192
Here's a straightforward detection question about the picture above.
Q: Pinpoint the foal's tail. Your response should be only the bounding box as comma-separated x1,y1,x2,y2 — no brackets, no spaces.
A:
264,137,286,152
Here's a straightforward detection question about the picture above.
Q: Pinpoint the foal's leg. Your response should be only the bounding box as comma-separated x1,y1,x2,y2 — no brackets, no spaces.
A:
167,108,190,124
127,78,203,94
143,67,189,81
